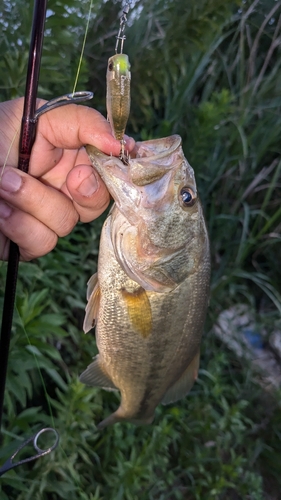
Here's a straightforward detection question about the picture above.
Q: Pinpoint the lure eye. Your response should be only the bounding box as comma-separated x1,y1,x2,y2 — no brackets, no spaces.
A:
180,187,196,207
108,62,114,71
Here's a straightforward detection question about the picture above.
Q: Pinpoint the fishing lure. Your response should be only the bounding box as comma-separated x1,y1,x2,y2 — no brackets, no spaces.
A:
106,53,131,143
106,1,131,162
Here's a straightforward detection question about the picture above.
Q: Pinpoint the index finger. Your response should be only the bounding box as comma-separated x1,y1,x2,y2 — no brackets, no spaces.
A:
30,102,135,175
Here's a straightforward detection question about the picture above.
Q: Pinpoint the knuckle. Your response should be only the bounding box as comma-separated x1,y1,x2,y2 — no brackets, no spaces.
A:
56,207,79,237
22,231,58,261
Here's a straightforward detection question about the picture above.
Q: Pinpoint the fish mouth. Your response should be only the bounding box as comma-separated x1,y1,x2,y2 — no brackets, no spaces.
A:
86,134,182,166
130,134,182,161
86,134,187,220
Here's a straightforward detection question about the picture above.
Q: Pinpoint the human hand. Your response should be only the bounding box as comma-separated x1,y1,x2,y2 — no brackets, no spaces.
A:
0,98,135,260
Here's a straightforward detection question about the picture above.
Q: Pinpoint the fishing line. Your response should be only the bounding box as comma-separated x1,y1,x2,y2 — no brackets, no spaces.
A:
72,0,94,95
0,128,20,182
17,306,56,430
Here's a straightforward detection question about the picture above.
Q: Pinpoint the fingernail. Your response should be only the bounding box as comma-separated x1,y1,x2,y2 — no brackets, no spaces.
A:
0,170,22,193
77,172,99,197
0,201,12,218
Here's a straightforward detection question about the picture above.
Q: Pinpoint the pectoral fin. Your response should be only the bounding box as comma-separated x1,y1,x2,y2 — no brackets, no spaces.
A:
161,351,200,405
83,275,100,333
86,272,98,300
79,355,118,391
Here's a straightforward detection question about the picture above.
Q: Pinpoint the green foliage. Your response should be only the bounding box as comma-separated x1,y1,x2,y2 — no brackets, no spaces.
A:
1,0,281,499
0,0,94,99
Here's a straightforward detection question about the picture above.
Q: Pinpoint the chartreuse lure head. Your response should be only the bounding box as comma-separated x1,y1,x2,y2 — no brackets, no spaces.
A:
107,54,131,77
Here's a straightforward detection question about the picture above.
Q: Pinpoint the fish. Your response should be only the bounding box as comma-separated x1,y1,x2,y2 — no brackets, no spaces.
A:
80,135,211,429
106,53,131,142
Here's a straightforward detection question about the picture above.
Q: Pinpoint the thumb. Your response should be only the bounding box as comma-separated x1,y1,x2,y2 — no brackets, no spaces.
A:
65,164,110,223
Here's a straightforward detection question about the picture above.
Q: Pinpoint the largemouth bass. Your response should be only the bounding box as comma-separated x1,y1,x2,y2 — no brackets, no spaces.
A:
106,53,131,141
80,135,210,429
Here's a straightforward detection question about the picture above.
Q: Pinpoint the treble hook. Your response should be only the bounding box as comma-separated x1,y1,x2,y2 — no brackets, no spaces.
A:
0,427,59,477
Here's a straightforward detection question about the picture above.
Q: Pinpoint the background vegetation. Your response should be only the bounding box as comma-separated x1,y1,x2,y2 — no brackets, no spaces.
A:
0,0,281,498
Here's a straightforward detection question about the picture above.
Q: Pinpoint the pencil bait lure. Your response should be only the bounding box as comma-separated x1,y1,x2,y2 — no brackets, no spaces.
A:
106,53,131,146
106,1,131,163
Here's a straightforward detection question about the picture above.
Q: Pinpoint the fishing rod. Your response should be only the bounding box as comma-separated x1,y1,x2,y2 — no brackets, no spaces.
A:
0,0,93,471
0,0,48,436
0,428,59,477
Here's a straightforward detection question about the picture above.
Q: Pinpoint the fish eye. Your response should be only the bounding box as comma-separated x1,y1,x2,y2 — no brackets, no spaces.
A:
108,62,114,71
180,187,196,207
